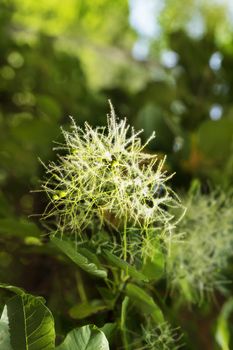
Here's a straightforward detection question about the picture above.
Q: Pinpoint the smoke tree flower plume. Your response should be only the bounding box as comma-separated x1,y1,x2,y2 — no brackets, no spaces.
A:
42,103,182,253
166,188,233,304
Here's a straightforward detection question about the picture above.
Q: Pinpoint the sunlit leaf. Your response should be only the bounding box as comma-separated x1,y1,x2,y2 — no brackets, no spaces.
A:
56,325,109,350
0,284,55,350
0,306,12,350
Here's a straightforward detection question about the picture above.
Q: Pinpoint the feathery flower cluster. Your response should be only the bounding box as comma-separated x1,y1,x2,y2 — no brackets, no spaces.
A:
141,322,181,350
166,190,233,303
42,105,180,240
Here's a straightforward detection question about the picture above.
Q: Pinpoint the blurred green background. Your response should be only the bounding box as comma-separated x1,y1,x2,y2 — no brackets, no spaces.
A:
0,0,233,348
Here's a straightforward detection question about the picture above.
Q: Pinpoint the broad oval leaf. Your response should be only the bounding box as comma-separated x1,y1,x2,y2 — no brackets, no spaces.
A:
56,325,109,350
125,283,164,324
6,293,55,350
51,237,107,279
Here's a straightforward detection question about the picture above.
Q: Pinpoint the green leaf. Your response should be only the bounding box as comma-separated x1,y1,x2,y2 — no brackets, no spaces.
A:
100,323,116,343
51,237,107,279
6,293,55,350
69,300,107,319
56,325,109,350
215,298,233,350
103,250,148,282
78,247,103,268
0,283,26,297
125,283,164,324
141,246,165,281
0,306,13,350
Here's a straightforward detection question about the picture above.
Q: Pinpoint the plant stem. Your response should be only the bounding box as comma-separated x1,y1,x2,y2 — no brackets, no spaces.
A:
75,271,87,303
121,296,130,350
123,217,127,261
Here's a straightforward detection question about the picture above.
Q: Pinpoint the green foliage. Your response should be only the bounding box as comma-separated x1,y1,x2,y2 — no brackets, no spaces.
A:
51,237,107,279
125,283,164,324
0,285,55,350
0,284,111,350
1,1,233,349
0,307,12,350
56,325,109,350
69,301,107,320
215,298,233,350
141,238,165,281
103,250,147,282
160,0,233,47
2,105,233,348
